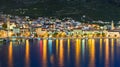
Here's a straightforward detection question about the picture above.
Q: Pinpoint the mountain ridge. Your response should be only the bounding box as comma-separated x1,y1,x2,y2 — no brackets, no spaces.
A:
1,0,120,21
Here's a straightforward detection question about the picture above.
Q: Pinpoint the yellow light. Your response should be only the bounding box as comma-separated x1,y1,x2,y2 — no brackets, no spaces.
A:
111,39,114,66
8,32,13,37
8,41,13,67
56,39,59,56
82,39,85,57
67,39,70,58
88,38,92,45
100,38,102,58
25,40,30,67
75,39,81,67
105,39,109,67
89,39,95,67
59,39,64,66
43,39,47,67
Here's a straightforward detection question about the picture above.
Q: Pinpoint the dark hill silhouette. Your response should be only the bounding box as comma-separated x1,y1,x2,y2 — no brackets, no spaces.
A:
1,0,120,21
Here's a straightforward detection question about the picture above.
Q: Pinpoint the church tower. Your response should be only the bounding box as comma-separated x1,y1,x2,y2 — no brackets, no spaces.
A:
111,20,114,30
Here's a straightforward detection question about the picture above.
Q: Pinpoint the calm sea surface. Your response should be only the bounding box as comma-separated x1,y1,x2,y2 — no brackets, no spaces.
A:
0,38,120,67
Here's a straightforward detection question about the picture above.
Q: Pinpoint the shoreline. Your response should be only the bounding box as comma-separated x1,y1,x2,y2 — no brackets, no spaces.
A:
0,37,120,40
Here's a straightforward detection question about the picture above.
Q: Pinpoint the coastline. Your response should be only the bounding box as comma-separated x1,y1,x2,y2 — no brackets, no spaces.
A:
0,37,119,40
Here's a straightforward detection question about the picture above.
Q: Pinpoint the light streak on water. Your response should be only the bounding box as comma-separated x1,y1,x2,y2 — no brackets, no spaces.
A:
67,39,70,58
8,41,13,67
75,39,81,67
105,39,109,67
111,39,114,67
56,39,59,56
59,39,64,67
82,39,85,58
88,39,95,67
40,40,43,59
1,38,120,67
48,40,54,64
25,40,30,67
43,39,47,67
48,40,52,55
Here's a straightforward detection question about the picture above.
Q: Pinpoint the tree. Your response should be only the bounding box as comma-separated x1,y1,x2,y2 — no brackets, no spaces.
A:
2,23,7,30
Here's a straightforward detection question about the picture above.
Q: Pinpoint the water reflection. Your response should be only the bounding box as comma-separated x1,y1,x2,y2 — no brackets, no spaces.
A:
8,41,13,67
99,38,103,65
56,39,59,56
1,38,120,67
67,39,70,61
75,39,81,67
0,45,2,67
88,39,95,67
40,40,43,58
81,39,85,67
105,39,109,67
48,40,54,64
116,39,120,46
111,39,114,67
59,39,64,67
82,39,85,58
100,39,102,57
43,39,47,67
48,40,52,55
25,40,30,67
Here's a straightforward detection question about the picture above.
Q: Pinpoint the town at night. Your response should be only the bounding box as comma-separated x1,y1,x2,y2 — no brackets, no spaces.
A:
1,0,120,67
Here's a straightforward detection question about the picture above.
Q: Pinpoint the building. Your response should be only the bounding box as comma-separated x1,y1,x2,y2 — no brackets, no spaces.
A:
111,20,115,30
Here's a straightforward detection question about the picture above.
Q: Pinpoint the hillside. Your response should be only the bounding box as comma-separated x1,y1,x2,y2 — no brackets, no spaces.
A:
1,0,120,21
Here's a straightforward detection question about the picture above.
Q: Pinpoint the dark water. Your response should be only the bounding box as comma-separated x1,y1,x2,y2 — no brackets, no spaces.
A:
0,38,120,67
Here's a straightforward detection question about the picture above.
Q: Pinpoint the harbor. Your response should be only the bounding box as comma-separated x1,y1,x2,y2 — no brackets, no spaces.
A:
1,0,120,67
0,38,120,67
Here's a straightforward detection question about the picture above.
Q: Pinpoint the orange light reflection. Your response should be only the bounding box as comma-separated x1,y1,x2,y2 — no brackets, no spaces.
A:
88,39,95,67
75,39,81,67
111,39,114,67
59,39,64,66
43,39,47,67
8,41,13,67
100,39,102,59
56,39,59,56
67,39,70,58
25,40,30,67
105,39,109,67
